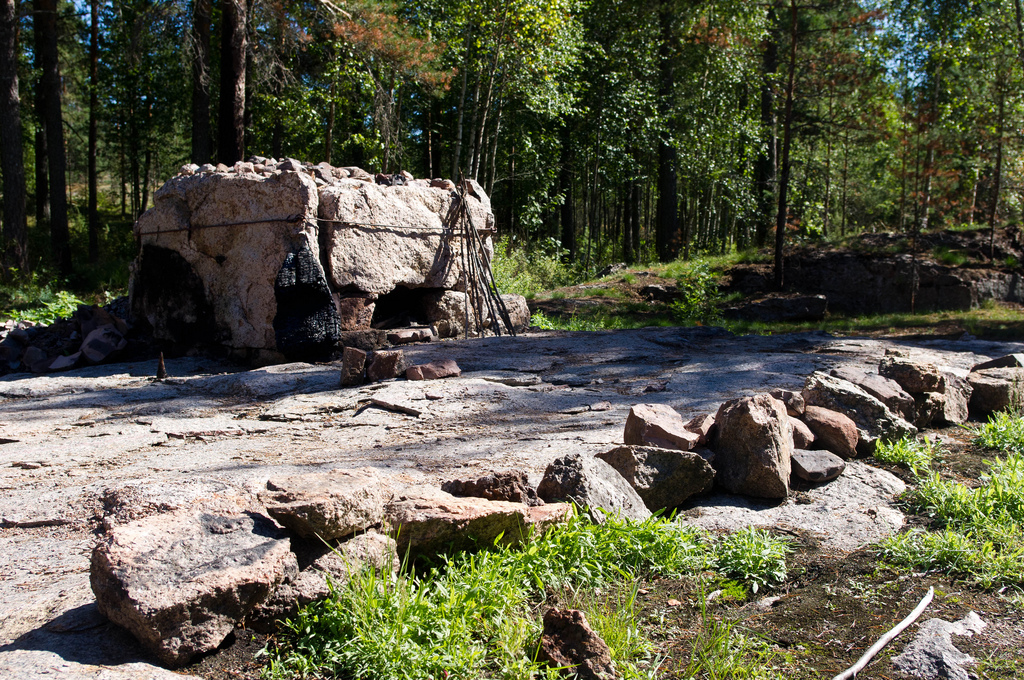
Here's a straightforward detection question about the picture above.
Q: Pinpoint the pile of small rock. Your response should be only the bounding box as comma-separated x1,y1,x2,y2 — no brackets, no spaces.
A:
0,303,132,375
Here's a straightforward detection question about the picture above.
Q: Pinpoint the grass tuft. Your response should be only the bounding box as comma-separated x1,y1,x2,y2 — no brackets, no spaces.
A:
879,413,1024,588
874,436,938,475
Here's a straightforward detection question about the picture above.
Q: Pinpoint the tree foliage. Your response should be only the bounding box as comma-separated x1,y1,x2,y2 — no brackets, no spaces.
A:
2,0,1024,284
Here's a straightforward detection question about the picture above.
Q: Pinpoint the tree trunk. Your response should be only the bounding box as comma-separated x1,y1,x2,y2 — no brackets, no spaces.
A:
464,72,481,180
141,146,152,216
32,7,48,233
217,0,246,165
655,1,679,262
451,56,469,179
37,0,70,276
558,125,575,262
773,0,798,290
191,0,212,165
1,0,26,274
88,0,99,262
753,8,779,249
989,82,1005,259
325,78,335,163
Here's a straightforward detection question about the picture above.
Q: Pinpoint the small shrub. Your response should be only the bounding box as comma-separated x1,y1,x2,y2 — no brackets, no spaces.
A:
4,289,86,325
670,261,722,325
490,236,577,298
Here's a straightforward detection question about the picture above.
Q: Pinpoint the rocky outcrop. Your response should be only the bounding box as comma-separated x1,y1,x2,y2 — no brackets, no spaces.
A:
596,445,714,512
258,468,391,540
711,395,792,499
90,509,297,667
130,163,528,361
317,178,492,294
537,453,651,521
131,170,328,362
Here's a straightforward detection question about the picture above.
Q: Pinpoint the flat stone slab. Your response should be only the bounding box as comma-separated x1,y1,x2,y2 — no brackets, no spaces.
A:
259,467,391,540
384,485,569,555
791,449,846,483
679,461,905,552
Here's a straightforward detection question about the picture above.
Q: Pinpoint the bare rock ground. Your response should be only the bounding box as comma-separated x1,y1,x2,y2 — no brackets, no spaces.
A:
0,326,1018,677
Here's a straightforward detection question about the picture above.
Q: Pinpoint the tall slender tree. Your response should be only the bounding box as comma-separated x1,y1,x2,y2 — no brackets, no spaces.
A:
191,0,212,165
218,0,246,165
1,0,26,275
87,0,99,263
36,0,70,276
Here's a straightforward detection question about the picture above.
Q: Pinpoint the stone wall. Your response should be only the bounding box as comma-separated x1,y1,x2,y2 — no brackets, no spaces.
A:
130,160,515,363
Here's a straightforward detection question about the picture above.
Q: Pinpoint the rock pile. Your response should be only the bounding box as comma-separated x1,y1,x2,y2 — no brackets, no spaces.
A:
89,468,572,668
130,159,529,364
84,351,1024,670
0,303,132,374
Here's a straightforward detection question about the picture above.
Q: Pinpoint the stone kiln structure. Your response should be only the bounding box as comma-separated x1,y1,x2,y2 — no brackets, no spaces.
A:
130,160,526,362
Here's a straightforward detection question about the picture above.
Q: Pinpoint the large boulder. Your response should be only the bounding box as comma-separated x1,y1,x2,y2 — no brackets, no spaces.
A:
967,367,1024,414
537,453,651,522
383,485,569,556
317,179,493,294
131,170,337,361
596,445,714,512
258,468,391,540
90,510,297,667
623,403,699,451
711,395,792,499
802,372,917,455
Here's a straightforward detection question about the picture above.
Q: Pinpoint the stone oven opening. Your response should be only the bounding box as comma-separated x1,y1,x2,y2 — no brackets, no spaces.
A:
370,287,440,329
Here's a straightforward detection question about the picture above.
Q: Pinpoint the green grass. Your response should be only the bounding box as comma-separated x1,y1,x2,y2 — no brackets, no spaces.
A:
874,436,939,476
263,514,792,680
975,410,1024,453
724,305,1024,340
878,417,1024,588
529,310,673,332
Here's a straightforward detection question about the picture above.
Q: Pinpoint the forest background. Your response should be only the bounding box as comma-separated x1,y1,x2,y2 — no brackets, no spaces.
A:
1,0,1023,309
